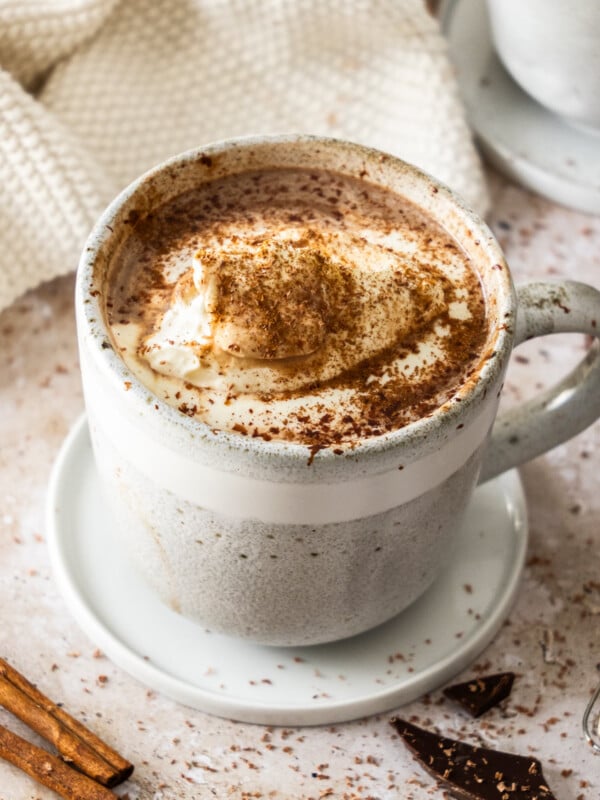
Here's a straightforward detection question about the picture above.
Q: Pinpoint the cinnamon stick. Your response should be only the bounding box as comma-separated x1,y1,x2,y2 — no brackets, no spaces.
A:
0,658,133,787
0,724,117,800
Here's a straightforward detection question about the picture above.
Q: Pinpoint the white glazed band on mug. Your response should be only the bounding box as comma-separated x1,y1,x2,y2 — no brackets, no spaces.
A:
77,136,600,525
84,387,497,526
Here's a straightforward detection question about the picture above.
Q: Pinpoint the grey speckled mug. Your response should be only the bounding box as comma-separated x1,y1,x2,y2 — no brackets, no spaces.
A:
76,136,600,646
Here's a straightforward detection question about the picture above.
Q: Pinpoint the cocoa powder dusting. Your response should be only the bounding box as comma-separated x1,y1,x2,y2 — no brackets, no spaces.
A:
106,167,489,449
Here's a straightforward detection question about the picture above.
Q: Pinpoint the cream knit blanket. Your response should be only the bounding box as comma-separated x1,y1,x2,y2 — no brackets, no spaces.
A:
0,0,487,313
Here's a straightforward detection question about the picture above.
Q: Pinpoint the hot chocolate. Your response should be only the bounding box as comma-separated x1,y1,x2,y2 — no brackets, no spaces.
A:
78,138,600,648
106,167,488,449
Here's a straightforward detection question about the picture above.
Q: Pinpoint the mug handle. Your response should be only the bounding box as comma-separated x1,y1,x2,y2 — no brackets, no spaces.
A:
480,280,600,483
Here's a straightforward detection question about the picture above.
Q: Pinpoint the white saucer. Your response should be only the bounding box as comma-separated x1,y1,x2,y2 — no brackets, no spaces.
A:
46,416,528,726
441,0,600,215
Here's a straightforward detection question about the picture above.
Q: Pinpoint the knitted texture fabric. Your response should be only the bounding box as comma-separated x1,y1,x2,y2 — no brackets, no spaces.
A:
0,0,488,312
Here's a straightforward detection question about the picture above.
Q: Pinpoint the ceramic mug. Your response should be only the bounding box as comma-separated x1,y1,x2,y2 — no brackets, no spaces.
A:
486,0,600,131
76,136,600,646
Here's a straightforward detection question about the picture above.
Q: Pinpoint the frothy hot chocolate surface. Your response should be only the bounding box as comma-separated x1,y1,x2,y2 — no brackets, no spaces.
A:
107,168,488,449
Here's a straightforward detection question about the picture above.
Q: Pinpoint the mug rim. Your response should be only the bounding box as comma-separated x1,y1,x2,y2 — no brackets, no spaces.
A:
76,134,515,468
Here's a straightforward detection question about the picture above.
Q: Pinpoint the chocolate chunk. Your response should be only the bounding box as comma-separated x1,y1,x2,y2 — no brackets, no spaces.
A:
390,718,557,800
443,672,515,717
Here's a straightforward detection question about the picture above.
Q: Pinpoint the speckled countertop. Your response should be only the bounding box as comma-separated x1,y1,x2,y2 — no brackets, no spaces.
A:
1,170,599,799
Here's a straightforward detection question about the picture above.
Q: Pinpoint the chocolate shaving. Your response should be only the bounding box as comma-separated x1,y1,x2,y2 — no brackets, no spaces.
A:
390,718,557,800
443,672,515,717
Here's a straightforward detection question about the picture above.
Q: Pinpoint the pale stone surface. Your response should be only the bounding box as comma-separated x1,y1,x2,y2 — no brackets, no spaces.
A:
1,171,599,798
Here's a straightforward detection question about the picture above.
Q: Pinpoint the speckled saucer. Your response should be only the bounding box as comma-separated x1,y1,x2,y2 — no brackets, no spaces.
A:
46,416,528,726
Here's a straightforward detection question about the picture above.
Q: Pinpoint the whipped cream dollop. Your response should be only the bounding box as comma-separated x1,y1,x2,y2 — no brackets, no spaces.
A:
144,237,338,369
141,232,448,397
107,167,487,447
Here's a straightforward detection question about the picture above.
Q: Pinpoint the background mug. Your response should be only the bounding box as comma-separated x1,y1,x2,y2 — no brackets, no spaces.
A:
76,136,600,646
486,0,600,131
